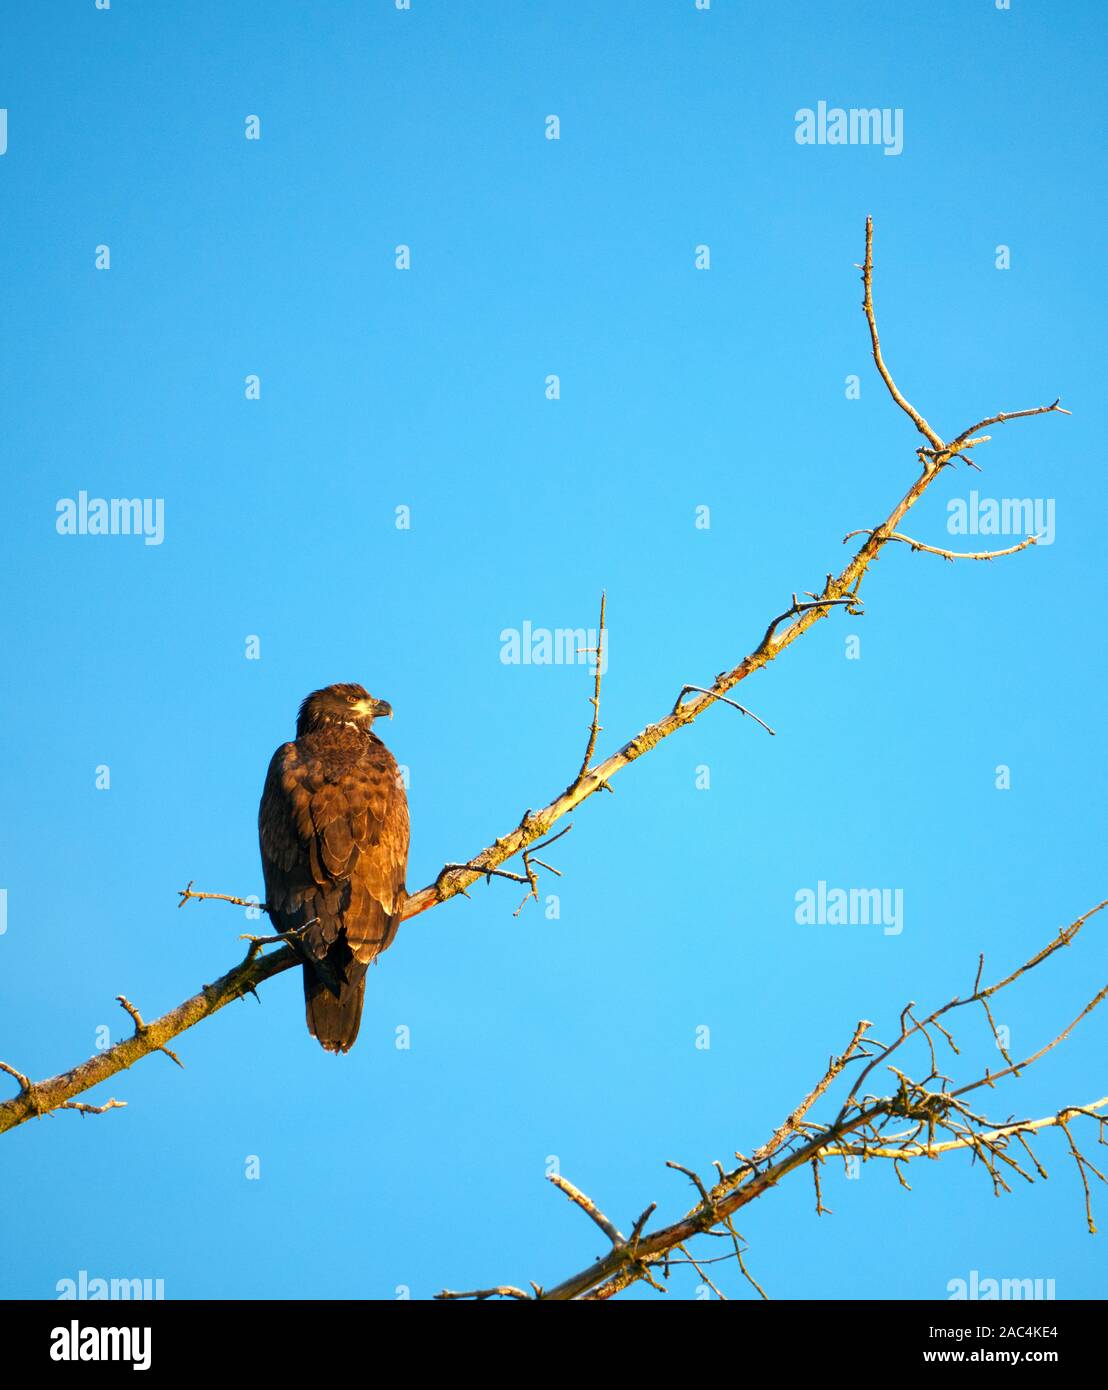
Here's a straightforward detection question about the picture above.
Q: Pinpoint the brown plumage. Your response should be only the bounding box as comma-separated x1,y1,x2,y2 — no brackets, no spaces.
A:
258,683,409,1053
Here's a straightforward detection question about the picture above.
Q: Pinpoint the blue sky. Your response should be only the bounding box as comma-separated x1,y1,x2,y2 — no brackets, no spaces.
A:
1,1,1105,1300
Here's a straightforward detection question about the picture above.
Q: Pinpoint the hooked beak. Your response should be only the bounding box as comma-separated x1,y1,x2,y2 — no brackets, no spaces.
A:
372,698,393,721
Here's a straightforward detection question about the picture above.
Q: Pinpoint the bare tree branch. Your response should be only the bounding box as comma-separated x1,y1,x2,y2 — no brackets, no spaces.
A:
435,1284,532,1302
0,939,299,1135
575,591,606,782
842,528,1042,562
859,215,945,450
402,217,1067,922
548,1173,625,1247
177,880,264,912
437,901,1106,1300
672,686,776,736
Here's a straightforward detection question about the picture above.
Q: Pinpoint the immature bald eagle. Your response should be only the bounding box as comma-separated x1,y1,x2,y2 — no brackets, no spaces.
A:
258,683,409,1053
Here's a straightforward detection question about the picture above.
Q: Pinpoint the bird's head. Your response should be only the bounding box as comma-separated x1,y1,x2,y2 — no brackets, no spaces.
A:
295,683,393,737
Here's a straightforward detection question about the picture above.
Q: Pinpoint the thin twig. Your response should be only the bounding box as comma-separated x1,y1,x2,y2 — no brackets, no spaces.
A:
178,880,266,912
672,686,776,736
575,592,607,781
842,528,1041,562
548,1173,625,1246
116,996,184,1070
434,1285,532,1301
861,215,944,450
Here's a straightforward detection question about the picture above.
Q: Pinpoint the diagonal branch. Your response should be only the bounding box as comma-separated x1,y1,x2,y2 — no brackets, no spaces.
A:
0,940,300,1135
548,1173,626,1246
401,213,1067,920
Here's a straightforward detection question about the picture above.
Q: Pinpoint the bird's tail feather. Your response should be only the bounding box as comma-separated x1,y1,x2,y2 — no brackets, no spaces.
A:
303,968,366,1054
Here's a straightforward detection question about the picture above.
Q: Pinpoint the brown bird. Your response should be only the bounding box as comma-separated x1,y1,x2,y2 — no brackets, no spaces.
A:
258,683,410,1053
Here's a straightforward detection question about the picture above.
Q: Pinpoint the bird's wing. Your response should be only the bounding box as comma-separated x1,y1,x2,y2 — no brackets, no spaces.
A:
259,737,410,972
